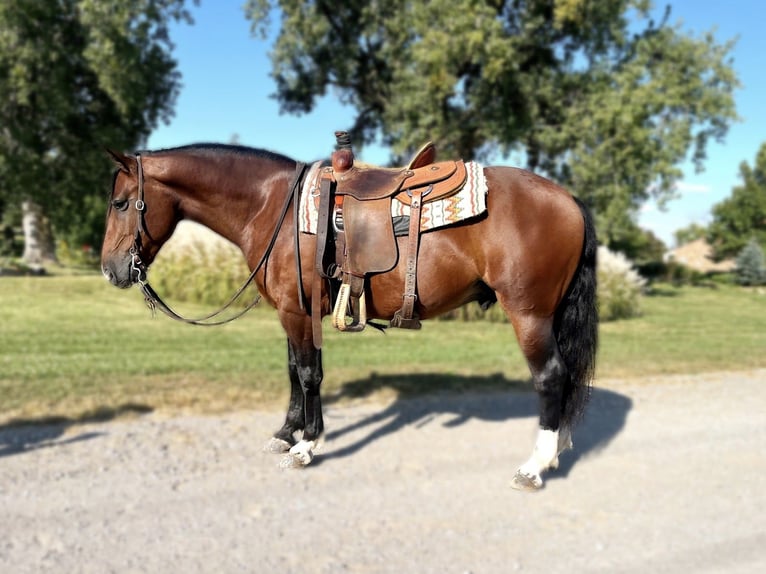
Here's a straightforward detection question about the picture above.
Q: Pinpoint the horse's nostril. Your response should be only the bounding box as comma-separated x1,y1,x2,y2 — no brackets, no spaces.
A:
101,265,119,286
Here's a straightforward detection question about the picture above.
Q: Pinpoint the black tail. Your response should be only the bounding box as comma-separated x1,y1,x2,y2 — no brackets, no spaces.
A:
555,198,598,426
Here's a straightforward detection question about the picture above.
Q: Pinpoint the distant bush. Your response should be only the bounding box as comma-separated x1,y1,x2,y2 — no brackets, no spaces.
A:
56,240,100,269
1,222,21,258
635,259,668,282
0,257,41,276
437,299,507,323
663,260,708,286
636,257,720,286
597,246,646,321
707,271,736,286
150,240,257,308
734,239,766,286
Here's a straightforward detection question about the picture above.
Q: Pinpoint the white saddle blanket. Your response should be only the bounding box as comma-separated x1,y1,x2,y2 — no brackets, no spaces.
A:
298,161,488,234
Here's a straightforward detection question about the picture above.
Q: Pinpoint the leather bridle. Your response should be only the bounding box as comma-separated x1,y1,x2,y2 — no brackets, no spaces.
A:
124,153,307,326
128,153,149,286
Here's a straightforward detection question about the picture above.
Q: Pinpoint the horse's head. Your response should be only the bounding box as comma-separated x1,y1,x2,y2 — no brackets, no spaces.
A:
101,150,179,288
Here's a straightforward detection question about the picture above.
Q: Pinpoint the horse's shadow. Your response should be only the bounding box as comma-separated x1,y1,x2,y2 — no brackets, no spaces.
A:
322,373,632,481
0,403,152,458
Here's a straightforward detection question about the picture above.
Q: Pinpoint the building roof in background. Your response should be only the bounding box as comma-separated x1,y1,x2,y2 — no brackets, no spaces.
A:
665,238,735,273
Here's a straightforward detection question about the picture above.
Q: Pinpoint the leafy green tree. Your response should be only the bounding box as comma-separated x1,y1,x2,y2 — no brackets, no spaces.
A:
246,0,739,244
674,223,708,247
707,142,766,260
0,0,194,258
734,238,766,286
608,221,666,265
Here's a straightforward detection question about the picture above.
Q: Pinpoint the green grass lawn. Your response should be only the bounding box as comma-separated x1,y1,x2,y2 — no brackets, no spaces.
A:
1,275,764,424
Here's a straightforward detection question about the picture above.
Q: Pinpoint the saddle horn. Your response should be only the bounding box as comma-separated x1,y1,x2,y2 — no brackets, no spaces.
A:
333,131,354,173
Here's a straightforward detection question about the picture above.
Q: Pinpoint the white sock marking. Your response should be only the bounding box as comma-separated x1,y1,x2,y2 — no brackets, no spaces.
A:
518,429,559,486
288,439,317,466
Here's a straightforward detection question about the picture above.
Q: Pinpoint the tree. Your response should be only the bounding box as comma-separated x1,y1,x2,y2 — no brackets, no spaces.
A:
608,221,666,266
0,0,194,262
674,223,708,247
21,200,56,270
246,0,739,244
734,238,766,286
707,142,766,260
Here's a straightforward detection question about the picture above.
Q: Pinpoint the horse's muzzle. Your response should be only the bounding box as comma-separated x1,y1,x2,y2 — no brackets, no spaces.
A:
101,254,135,289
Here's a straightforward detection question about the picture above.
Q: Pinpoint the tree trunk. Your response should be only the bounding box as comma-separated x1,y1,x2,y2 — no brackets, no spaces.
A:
22,200,57,271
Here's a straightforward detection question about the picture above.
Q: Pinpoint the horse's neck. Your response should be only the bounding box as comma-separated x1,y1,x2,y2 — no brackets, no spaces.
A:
178,184,252,248
158,155,290,252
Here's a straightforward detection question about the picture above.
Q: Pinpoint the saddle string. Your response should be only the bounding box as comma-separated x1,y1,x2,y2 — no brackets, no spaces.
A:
132,157,308,326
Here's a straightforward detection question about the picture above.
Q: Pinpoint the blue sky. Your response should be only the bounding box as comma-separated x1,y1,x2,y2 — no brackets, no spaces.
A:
147,1,766,247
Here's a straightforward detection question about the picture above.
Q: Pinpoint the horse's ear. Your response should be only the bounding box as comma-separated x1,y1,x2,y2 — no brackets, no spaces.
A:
106,148,131,173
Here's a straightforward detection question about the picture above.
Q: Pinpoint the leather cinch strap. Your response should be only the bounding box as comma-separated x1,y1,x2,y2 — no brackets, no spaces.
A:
390,186,427,329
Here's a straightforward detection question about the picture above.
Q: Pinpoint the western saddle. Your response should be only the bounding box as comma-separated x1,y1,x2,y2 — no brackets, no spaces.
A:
311,131,467,347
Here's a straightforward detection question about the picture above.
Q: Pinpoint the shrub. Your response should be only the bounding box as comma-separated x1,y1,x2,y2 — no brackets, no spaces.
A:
436,299,507,323
150,240,257,308
734,238,766,286
597,246,646,321
56,239,100,269
635,259,668,282
708,271,736,286
662,260,707,286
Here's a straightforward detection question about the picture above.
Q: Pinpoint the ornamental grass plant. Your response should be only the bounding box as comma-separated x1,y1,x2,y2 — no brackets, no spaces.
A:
596,246,647,321
150,239,256,308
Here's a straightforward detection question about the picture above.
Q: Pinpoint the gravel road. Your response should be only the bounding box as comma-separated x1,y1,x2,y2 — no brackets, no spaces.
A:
2,370,765,574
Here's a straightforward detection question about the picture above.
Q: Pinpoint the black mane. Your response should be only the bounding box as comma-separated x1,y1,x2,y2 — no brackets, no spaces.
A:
143,143,295,165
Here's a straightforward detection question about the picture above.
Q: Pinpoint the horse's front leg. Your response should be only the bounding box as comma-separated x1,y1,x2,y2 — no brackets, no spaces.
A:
267,306,325,468
263,341,306,453
279,337,324,469
265,333,325,466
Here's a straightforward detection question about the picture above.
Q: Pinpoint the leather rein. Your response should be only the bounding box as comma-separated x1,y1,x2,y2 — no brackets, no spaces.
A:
127,154,307,326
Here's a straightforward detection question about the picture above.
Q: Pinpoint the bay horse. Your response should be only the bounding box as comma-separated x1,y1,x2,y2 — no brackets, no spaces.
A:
101,143,597,490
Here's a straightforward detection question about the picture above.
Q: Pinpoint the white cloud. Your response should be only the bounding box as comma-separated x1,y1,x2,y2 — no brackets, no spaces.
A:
674,182,711,194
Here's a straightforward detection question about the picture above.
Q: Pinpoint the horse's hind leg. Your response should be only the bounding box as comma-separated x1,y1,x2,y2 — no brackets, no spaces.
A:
508,313,572,491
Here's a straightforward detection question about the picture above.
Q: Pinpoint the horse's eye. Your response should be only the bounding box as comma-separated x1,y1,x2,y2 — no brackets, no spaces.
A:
112,199,129,211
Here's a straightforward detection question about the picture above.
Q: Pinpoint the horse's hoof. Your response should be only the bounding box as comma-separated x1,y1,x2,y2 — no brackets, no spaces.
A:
263,437,292,454
278,440,316,469
279,451,313,469
279,453,306,469
510,471,543,491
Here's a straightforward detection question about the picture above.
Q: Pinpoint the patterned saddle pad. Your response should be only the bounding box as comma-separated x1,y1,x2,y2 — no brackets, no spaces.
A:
299,160,488,235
